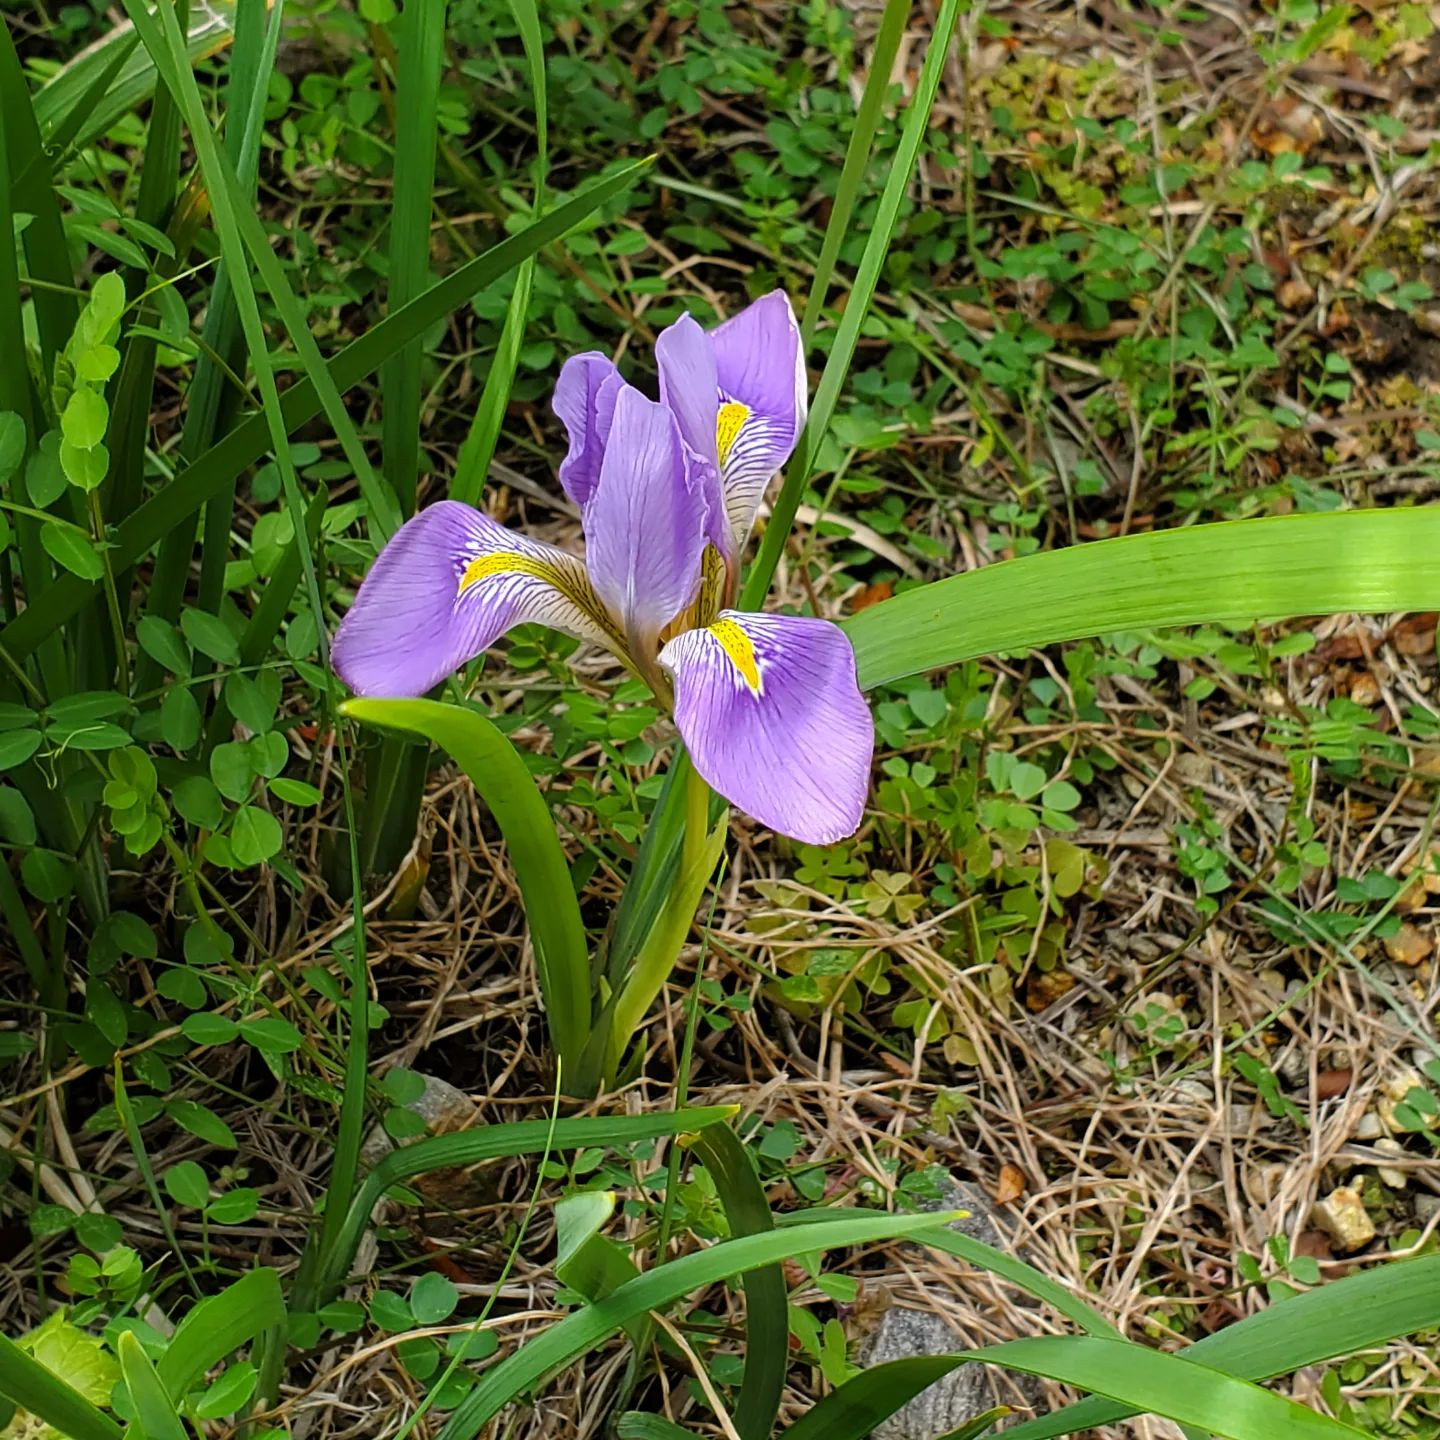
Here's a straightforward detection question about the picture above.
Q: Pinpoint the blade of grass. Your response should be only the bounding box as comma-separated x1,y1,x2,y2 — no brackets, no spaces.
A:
0,23,79,372
436,1209,972,1440
32,4,239,154
688,1125,788,1440
315,1105,737,1300
842,508,1440,691
342,697,592,1078
106,0,187,628
113,1061,199,1297
800,0,908,349
742,0,960,608
450,0,547,505
1003,1252,1440,1440
196,0,277,614
119,0,378,1379
14,37,138,189
0,158,654,667
380,0,447,517
138,0,299,691
119,0,401,543
0,1334,123,1440
116,1334,187,1440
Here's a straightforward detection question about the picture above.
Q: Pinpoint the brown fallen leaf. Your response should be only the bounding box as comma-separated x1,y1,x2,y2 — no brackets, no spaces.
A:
850,581,894,613
993,1163,1026,1206
1389,613,1438,657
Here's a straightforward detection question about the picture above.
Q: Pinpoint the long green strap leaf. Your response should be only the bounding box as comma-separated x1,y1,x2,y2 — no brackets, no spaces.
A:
436,1210,970,1440
0,1334,123,1440
845,508,1440,691
0,158,652,665
778,1203,1120,1342
688,1126,788,1440
742,0,960,607
317,1106,736,1298
921,1338,1366,1440
783,1359,1006,1440
1003,1252,1440,1440
343,696,592,1076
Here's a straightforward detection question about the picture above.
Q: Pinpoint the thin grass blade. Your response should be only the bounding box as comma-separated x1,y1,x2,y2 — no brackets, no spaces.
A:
33,3,240,153
450,0,547,504
800,0,908,349
381,0,448,517
742,0,960,607
782,1359,1007,1440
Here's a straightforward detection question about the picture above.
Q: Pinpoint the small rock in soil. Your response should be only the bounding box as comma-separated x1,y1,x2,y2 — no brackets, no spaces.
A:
857,1179,1045,1438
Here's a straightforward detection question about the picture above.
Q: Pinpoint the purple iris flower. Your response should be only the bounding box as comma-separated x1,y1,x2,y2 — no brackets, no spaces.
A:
332,291,873,844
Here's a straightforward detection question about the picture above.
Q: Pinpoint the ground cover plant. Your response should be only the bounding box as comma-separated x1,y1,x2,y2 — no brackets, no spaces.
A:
4,1,1440,1438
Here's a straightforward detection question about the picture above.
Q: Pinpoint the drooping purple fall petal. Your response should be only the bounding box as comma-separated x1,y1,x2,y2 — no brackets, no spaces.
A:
582,384,708,652
708,291,807,543
658,609,872,844
553,352,623,508
333,500,618,697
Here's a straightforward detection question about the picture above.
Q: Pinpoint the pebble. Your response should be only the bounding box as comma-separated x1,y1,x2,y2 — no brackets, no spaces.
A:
1373,1138,1409,1189
1311,1185,1377,1252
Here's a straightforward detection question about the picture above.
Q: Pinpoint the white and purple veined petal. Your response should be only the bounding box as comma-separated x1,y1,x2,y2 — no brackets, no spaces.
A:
553,352,624,509
332,500,620,698
658,609,872,845
708,291,807,546
582,383,709,656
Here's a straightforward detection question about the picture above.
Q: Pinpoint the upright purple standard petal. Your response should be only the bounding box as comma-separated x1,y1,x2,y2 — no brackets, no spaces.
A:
553,352,623,508
333,500,618,697
583,384,707,652
708,291,807,544
658,610,872,844
655,314,728,557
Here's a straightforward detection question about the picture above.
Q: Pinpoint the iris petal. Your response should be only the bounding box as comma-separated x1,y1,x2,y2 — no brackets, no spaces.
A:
708,291,807,544
333,500,618,697
582,384,708,652
553,352,623,509
658,609,872,844
655,314,729,556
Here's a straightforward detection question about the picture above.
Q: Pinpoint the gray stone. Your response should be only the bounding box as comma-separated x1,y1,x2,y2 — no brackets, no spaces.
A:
857,1180,1045,1439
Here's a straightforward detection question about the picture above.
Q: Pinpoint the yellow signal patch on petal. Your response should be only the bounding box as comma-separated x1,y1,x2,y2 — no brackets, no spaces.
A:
708,616,762,694
459,552,566,593
458,550,622,647
716,401,751,467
